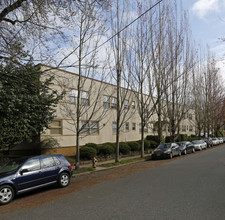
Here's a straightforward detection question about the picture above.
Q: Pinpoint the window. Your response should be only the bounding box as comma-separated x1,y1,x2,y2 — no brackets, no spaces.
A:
70,90,89,105
125,122,129,131
103,96,110,108
81,91,89,105
91,121,99,135
53,156,61,165
182,125,186,132
189,125,193,132
124,100,129,109
70,89,78,103
42,157,55,168
81,121,89,135
131,101,135,109
50,120,62,135
22,159,41,172
189,114,192,120
81,121,99,135
132,123,136,131
112,122,117,134
111,97,117,109
139,124,148,133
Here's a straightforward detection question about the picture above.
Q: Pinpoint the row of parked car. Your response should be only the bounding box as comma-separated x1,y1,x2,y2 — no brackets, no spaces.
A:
151,137,225,160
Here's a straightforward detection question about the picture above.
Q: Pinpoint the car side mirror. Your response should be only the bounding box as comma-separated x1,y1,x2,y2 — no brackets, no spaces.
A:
20,169,29,175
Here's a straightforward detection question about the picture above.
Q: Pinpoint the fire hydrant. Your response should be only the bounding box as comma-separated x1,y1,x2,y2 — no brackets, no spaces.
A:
92,157,98,168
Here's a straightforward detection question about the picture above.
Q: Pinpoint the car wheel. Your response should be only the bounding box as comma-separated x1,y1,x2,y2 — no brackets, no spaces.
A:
0,185,15,205
178,151,181,156
192,148,195,153
169,153,173,159
184,150,187,155
58,172,70,188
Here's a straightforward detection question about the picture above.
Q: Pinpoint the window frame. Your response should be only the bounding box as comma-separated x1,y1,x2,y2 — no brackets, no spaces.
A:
103,95,110,108
80,120,99,135
112,122,117,134
50,120,62,135
132,123,136,131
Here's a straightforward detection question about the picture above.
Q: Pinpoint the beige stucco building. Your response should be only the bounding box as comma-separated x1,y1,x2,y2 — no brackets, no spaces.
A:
41,65,195,156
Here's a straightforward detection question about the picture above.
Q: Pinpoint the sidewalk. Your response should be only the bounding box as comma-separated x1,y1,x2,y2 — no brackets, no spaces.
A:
80,155,145,168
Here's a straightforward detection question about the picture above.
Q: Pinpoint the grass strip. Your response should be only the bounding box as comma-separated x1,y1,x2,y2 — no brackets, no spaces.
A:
99,157,143,167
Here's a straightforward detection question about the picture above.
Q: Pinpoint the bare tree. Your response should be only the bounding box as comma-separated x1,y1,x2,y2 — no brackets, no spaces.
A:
148,1,171,144
163,4,194,141
126,0,159,158
107,0,136,162
52,0,110,169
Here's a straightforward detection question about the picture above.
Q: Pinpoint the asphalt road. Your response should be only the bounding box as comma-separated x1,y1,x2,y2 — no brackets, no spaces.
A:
1,144,225,220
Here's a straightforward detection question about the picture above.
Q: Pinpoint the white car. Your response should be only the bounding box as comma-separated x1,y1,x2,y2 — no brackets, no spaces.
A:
192,140,207,151
212,138,220,145
218,137,223,144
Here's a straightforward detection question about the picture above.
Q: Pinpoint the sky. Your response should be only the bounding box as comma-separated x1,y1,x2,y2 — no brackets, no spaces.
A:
181,0,225,76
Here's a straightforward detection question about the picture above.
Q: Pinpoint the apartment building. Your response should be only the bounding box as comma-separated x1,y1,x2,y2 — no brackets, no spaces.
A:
41,65,195,155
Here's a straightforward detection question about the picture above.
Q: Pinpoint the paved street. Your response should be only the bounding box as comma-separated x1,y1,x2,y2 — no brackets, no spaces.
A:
1,144,225,220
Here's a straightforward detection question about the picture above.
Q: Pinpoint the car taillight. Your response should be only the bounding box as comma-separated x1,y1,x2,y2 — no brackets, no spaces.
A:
68,163,72,169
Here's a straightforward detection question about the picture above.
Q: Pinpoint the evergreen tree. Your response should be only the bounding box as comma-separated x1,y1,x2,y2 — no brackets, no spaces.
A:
0,62,62,150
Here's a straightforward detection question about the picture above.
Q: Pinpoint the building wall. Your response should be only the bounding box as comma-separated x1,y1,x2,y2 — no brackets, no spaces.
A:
41,65,196,155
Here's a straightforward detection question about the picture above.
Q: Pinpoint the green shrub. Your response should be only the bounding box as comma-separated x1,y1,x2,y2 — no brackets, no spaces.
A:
144,140,151,150
146,135,159,142
85,143,99,153
104,142,116,150
176,134,188,142
127,141,141,152
165,136,173,143
187,136,198,142
149,140,158,149
146,135,165,144
98,144,115,157
80,146,97,160
119,142,131,155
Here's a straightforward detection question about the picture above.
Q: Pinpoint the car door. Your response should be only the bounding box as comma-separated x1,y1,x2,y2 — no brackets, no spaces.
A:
16,157,42,192
40,156,60,184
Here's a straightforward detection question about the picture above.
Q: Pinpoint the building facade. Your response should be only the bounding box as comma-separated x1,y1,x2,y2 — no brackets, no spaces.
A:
41,65,195,155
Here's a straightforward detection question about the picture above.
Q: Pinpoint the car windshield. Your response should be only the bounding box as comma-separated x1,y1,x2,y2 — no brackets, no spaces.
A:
0,157,27,175
192,141,200,144
178,142,185,146
157,144,171,149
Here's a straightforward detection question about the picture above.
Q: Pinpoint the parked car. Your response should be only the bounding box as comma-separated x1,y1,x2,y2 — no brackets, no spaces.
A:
218,137,224,144
192,140,207,151
0,154,73,205
151,143,181,160
177,141,195,154
201,138,213,148
223,137,225,143
212,138,220,145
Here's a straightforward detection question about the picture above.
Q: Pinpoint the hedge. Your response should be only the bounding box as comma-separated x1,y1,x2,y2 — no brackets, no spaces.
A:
149,140,158,149
127,141,141,152
119,142,131,155
85,143,99,154
80,146,97,160
98,144,115,157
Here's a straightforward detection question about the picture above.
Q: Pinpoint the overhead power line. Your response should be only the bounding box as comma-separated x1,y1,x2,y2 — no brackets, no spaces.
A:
60,0,164,67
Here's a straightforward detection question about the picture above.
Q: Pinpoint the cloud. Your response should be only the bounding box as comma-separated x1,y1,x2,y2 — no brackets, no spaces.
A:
191,0,219,19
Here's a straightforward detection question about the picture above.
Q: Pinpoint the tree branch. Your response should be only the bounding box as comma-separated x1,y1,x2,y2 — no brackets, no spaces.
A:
0,0,27,23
